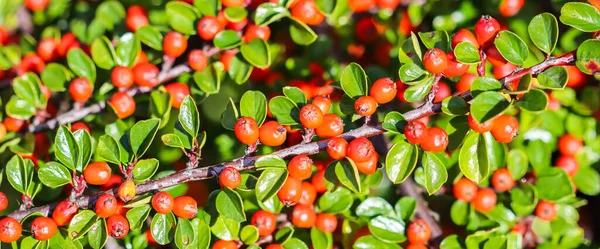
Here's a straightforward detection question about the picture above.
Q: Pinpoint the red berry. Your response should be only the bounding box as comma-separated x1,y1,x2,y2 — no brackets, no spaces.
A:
405,121,428,144
433,82,451,103
219,167,241,189
291,204,316,228
473,188,497,213
111,66,134,88
407,219,431,245
212,240,237,249
299,182,317,205
300,104,324,129
52,200,78,226
245,24,271,42
126,14,148,32
423,48,448,74
556,155,579,177
188,49,208,72
71,122,91,134
69,78,93,103
347,137,375,163
96,194,118,218
234,117,259,145
173,196,198,219
420,127,448,152
220,50,236,71
251,210,277,236
535,200,557,221
24,0,49,11
259,121,287,146
277,176,302,206
222,0,245,7
0,193,6,212
163,32,188,58
312,95,331,114
558,134,583,157
486,45,508,67
31,217,57,241
226,17,248,31
490,115,519,143
499,0,524,17
197,16,223,41
291,0,325,26
474,15,500,46
369,78,397,104
407,245,428,249
443,52,469,78
107,215,129,239
348,0,375,12
0,217,22,243
315,213,337,233
152,192,174,214
376,0,400,9
84,162,112,185
468,113,494,134
117,179,136,202
133,63,160,88
109,92,136,119
453,178,478,202
266,245,284,249
327,137,348,160
457,73,477,93
37,38,58,62
57,33,80,57
491,168,514,192
165,82,190,108
288,155,313,180
312,170,327,194
452,29,479,49
355,153,379,175
354,96,378,116
315,114,344,138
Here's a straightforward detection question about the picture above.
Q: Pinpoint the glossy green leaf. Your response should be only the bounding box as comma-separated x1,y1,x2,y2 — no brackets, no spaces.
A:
90,36,117,69
559,2,600,32
126,204,152,231
536,168,574,201
471,76,503,97
211,216,240,240
254,3,289,26
324,159,362,193
368,215,407,243
394,197,417,221
228,53,253,84
385,140,419,184
398,63,428,83
576,39,600,75
507,149,528,180
129,119,160,158
528,13,559,54
403,76,433,102
451,200,469,225
282,86,306,107
175,218,196,249
240,225,259,245
537,66,568,89
240,91,267,126
194,61,225,94
151,213,177,245
216,187,246,222
96,135,121,165
69,210,99,240
255,155,287,169
38,162,71,188
224,7,248,22
356,197,395,218
13,75,41,106
511,184,538,216
353,235,402,249
116,33,140,67
179,96,200,138
573,167,600,195
418,30,450,52
6,155,33,194
289,17,318,45
470,91,510,123
459,132,490,183
517,89,548,112
268,96,300,125
136,25,163,51
311,227,333,249
422,151,448,194
241,38,271,68
214,30,243,49
55,126,79,170
133,159,159,183
282,238,309,249
399,33,423,65
87,219,107,249
454,42,481,64
67,48,96,82
73,129,92,172
382,111,407,133
166,1,200,35
341,62,369,99
442,96,468,116
255,168,288,202
41,63,71,92
494,31,529,66
194,0,219,16
193,218,211,248
317,188,353,214
6,97,36,119
221,98,239,131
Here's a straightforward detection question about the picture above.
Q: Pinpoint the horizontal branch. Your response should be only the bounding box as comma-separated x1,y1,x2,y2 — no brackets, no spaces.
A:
7,49,577,222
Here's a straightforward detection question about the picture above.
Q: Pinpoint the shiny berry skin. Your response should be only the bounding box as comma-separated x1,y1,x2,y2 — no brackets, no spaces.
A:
226,17,248,31
52,200,78,226
453,178,478,202
277,176,302,206
288,155,313,180
37,38,58,61
474,15,501,46
197,16,223,41
95,194,118,218
312,95,331,114
443,51,469,78
420,127,448,152
245,24,271,42
163,32,188,58
369,78,397,104
102,175,123,191
473,188,497,213
118,179,136,202
219,166,241,189
423,48,448,74
347,137,375,163
151,192,174,214
486,45,508,67
266,245,284,249
84,162,112,185
107,215,129,239
291,0,325,26
404,121,428,145
133,63,160,88
57,33,80,57
291,204,316,228
212,240,237,249
0,217,22,243
222,0,245,7
165,83,190,108
0,27,6,45
71,122,91,134
316,213,337,233
69,78,93,102
491,168,514,192
499,0,524,17
173,196,198,219
31,217,57,241
535,200,557,221
251,210,277,236
558,134,583,157
220,50,236,71
24,0,49,11
354,96,378,116
355,153,379,175
111,66,134,88
468,114,494,134
0,192,6,212
259,121,287,146
316,114,344,138
3,117,25,133
490,115,519,143
125,14,148,32
299,182,317,205
234,117,259,145
312,170,327,194
407,245,428,249
109,92,136,119
327,137,348,160
457,73,476,93
433,82,451,103
188,49,208,72
452,29,479,49
556,155,579,177
300,104,324,129
348,0,375,12
407,219,431,245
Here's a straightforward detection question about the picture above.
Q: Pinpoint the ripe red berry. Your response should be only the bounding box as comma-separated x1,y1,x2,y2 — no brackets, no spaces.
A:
288,155,313,180
407,219,431,245
107,214,129,239
31,216,57,241
251,210,277,236
133,62,160,88
277,176,302,206
0,192,7,212
0,217,22,243
234,117,259,145
266,245,284,249
111,66,134,88
499,0,524,17
57,33,80,57
299,182,317,205
109,92,136,119
84,162,112,185
69,78,93,103
52,200,78,226
453,178,478,202
405,121,428,144
369,78,397,104
96,194,118,218
490,115,519,143
407,245,428,249
173,196,198,219
37,37,58,62
443,52,469,78
312,95,332,114
291,0,325,26
300,104,324,129
474,15,501,46
259,121,287,146
354,96,378,116
226,16,248,31
420,127,448,152
452,29,479,49
468,114,494,134
212,240,237,249
486,45,508,67
125,13,148,32
151,192,174,214
245,24,271,42
219,166,241,189
165,83,190,108
558,134,583,157
118,179,136,202
535,200,557,221
291,204,316,228
24,0,49,11
163,32,188,58
188,49,208,72
491,168,514,192
327,137,348,160
473,188,497,213
71,122,91,134
312,170,327,194
355,153,379,175
423,48,448,74
197,16,223,41
220,50,236,71
347,137,375,163
316,213,337,233
556,155,579,177
315,114,344,138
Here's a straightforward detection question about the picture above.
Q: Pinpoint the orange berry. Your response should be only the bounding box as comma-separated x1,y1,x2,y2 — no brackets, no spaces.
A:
0,217,21,243
315,114,344,138
299,104,324,129
251,210,277,236
288,155,313,180
291,204,316,228
173,196,198,219
354,96,378,116
315,213,337,233
219,167,241,189
95,194,118,218
52,200,78,226
490,115,519,143
491,168,514,192
165,82,190,108
473,188,497,213
259,121,287,146
107,214,129,239
84,162,112,185
109,92,136,119
277,176,302,206
369,78,397,104
151,192,174,214
163,31,188,58
234,117,259,145
453,178,478,202
31,217,57,241
117,179,136,202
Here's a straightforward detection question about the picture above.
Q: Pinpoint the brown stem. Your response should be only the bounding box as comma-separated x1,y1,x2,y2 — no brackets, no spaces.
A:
6,50,577,221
